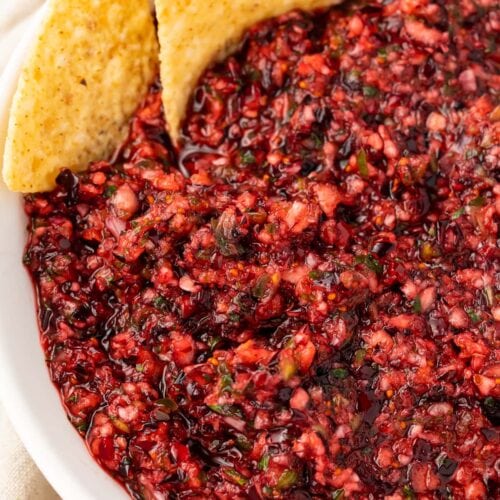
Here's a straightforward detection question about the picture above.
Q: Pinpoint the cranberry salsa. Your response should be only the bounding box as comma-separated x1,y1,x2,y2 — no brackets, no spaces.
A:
24,0,499,498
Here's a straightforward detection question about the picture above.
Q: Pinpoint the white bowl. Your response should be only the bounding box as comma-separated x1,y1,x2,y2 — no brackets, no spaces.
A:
0,7,128,500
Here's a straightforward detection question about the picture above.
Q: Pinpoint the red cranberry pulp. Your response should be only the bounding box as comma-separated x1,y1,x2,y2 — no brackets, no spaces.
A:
24,1,499,498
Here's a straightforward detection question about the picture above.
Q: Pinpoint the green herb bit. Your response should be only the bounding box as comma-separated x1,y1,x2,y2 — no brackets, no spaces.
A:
235,434,253,452
331,368,349,379
412,296,422,313
67,394,79,404
104,185,117,198
332,489,345,500
363,85,378,97
311,132,323,148
224,469,248,487
354,348,367,365
228,312,241,322
208,336,221,351
468,195,486,207
220,374,233,393
153,296,168,309
355,254,382,275
207,403,243,418
308,270,324,280
465,148,478,159
252,274,271,299
357,149,369,178
402,485,416,500
466,309,480,324
258,454,270,471
156,397,178,412
451,207,465,220
241,150,256,165
75,422,88,433
211,213,244,257
276,469,298,490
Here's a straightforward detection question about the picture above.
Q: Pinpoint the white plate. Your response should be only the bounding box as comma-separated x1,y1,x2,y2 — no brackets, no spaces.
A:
0,6,128,500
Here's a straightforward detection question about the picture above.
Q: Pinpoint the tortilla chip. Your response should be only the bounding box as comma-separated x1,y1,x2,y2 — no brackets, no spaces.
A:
3,0,158,192
155,0,343,145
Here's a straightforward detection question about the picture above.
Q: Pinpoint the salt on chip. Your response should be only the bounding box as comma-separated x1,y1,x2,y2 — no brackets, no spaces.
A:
155,0,343,145
3,0,158,192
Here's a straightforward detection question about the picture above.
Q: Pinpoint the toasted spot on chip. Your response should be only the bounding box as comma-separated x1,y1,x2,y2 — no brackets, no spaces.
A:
3,0,158,192
155,0,343,145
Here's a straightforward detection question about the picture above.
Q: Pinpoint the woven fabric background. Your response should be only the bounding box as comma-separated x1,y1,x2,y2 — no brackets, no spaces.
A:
0,403,58,499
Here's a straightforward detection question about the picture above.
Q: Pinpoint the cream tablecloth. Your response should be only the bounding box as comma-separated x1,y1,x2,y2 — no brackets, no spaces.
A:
0,2,59,498
0,403,58,499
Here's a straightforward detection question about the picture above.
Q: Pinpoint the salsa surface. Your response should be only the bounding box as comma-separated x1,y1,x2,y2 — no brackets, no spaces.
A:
24,0,499,498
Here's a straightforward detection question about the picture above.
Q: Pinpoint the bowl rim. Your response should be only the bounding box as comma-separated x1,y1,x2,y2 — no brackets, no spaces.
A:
0,6,127,499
